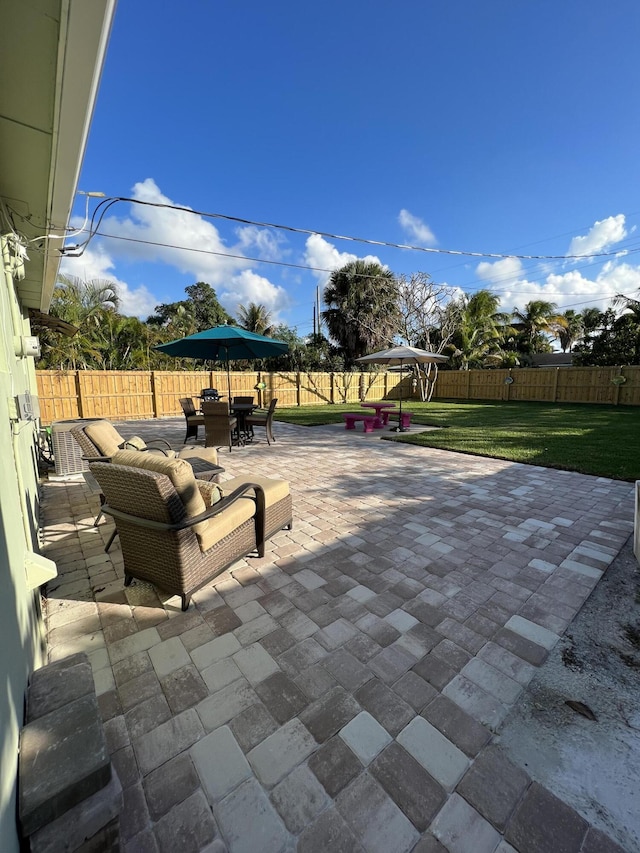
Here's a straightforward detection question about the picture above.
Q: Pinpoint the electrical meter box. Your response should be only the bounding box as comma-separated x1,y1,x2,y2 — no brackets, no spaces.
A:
16,392,39,421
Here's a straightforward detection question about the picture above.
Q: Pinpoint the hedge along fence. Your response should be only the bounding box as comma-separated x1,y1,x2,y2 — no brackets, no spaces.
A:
433,365,640,406
35,369,406,425
35,365,640,424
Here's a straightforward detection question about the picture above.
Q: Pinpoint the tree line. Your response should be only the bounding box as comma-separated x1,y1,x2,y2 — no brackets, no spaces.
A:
34,262,640,372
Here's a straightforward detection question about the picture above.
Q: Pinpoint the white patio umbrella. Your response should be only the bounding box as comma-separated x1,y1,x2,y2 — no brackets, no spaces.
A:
356,345,448,432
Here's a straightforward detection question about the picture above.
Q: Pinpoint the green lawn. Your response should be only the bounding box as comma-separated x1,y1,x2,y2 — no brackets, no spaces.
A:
274,400,640,481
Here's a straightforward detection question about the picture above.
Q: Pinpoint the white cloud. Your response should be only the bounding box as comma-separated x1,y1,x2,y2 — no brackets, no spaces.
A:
117,283,159,319
470,214,640,316
235,225,286,261
100,178,249,284
303,234,383,287
64,178,291,319
485,262,640,313
398,209,437,246
476,256,523,286
60,244,158,319
220,269,289,320
567,214,628,258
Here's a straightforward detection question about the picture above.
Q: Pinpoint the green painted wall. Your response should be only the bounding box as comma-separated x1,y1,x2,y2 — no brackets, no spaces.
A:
0,244,48,853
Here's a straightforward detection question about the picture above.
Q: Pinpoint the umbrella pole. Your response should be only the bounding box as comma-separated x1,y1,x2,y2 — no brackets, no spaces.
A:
392,359,405,432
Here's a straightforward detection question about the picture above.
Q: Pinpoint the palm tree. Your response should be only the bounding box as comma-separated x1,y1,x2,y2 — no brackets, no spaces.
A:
44,275,120,368
448,290,512,368
512,299,558,353
580,306,605,338
53,274,119,320
551,310,583,352
237,303,274,336
322,260,400,366
612,290,640,323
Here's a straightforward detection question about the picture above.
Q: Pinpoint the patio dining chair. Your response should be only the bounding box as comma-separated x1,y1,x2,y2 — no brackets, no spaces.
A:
179,397,205,443
90,450,292,610
245,398,278,445
202,400,238,452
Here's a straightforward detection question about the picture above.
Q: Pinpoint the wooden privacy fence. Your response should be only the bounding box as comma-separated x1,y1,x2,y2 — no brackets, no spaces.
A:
433,366,640,406
35,369,404,424
35,365,640,424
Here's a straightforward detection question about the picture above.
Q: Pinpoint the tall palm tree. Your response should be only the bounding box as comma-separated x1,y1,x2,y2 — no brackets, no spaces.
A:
551,309,583,352
512,299,558,353
580,306,605,337
237,303,274,336
322,260,400,366
448,290,512,368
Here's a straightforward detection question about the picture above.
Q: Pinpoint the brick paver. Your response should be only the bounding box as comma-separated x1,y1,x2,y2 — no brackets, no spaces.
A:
39,418,635,851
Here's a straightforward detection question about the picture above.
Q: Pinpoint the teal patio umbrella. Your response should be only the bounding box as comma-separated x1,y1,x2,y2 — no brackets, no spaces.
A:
156,325,289,398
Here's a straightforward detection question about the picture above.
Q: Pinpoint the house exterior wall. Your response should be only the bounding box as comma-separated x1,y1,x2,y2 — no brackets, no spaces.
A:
0,237,48,853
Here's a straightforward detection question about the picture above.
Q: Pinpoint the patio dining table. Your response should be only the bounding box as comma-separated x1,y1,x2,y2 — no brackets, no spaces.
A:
230,402,258,442
360,401,396,429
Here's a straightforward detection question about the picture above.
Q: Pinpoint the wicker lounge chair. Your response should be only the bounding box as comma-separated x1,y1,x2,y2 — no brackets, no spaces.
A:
70,419,221,479
90,450,292,610
179,397,205,442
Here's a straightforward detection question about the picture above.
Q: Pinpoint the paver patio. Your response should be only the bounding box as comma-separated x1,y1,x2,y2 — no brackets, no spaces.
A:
40,418,635,852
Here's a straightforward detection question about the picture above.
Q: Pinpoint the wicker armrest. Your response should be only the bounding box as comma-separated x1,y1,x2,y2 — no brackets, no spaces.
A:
81,454,112,463
119,442,172,457
143,438,173,451
102,482,266,534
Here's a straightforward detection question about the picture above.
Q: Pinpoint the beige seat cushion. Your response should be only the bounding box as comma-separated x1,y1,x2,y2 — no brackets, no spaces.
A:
220,475,290,505
198,474,288,552
197,496,256,553
112,450,211,541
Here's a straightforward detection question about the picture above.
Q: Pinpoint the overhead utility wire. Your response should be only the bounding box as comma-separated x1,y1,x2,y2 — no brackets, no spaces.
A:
66,226,637,311
91,230,339,276
432,244,640,295
90,228,640,302
62,195,630,262
430,234,640,279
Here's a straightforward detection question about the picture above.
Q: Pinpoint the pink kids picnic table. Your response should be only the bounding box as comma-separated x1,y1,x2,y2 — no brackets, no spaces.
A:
360,402,396,429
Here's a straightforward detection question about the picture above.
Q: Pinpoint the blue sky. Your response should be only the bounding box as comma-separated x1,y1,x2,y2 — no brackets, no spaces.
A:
62,0,640,337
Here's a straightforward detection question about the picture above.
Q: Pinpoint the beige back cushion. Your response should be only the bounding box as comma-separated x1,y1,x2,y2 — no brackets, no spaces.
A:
112,449,210,540
84,421,127,456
